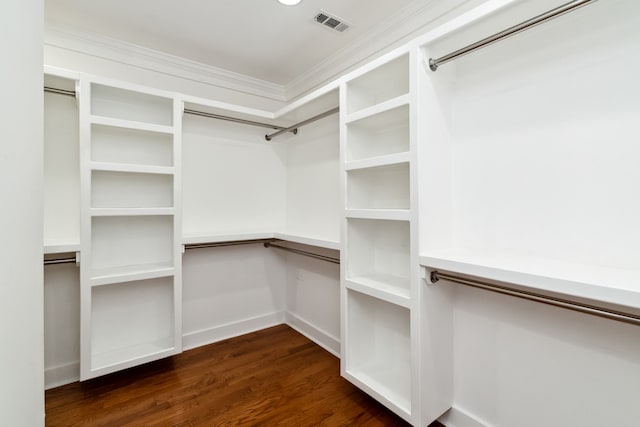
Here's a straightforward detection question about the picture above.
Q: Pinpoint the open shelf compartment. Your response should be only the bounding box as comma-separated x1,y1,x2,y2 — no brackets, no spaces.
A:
91,83,173,126
90,215,174,278
346,54,409,114
345,104,409,162
345,289,411,417
347,163,410,210
90,276,175,372
91,170,173,209
91,124,173,167
346,218,410,295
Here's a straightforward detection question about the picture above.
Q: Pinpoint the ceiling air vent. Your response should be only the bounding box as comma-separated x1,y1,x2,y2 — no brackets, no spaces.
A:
314,10,351,32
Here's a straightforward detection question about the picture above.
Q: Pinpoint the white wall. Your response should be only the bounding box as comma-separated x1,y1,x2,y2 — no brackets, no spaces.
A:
182,245,287,350
44,264,80,388
0,1,45,425
284,116,340,242
444,286,640,427
281,245,341,355
182,114,287,237
44,91,80,246
424,0,640,426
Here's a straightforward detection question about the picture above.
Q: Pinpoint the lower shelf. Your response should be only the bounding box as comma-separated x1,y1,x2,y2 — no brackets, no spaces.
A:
84,276,178,379
345,365,411,418
344,289,411,418
91,339,175,372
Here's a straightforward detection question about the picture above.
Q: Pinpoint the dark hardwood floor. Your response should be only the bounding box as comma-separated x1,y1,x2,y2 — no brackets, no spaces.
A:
46,325,444,426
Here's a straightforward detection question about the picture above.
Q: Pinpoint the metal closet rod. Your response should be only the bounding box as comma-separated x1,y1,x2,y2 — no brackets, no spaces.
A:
44,86,76,97
184,239,339,264
265,107,339,141
184,239,274,250
43,86,335,139
430,270,640,327
44,256,77,265
428,0,597,71
183,109,292,132
264,242,340,264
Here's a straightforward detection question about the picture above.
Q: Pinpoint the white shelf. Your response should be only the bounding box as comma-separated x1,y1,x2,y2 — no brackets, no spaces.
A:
89,275,176,373
91,170,173,209
182,231,274,246
345,209,410,221
347,218,410,285
345,103,409,163
345,94,410,124
345,289,411,420
345,277,411,308
91,123,173,167
420,249,640,310
90,207,175,217
91,161,174,175
345,367,411,420
89,115,174,135
90,82,174,126
346,53,409,114
345,152,410,171
91,215,174,272
90,263,174,286
347,162,410,210
272,233,340,250
182,231,340,251
44,241,80,254
91,340,176,374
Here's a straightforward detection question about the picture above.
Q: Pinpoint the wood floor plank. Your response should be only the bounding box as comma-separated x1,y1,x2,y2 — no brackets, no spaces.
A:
46,325,443,426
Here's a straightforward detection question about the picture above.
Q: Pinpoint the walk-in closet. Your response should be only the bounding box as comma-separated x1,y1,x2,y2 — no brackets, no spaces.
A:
3,0,640,426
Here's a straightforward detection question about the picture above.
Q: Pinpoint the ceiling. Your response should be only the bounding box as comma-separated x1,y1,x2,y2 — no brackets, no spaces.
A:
45,0,418,86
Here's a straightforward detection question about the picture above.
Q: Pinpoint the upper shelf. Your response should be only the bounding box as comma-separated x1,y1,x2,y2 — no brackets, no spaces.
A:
420,249,640,310
345,54,409,115
91,83,174,127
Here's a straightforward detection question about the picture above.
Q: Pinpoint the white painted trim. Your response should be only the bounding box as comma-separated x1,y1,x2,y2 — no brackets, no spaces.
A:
45,361,80,390
182,312,286,351
44,25,286,102
284,312,340,357
44,0,482,102
439,406,490,427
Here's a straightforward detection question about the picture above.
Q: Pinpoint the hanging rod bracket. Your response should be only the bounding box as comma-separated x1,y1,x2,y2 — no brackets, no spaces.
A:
429,270,440,284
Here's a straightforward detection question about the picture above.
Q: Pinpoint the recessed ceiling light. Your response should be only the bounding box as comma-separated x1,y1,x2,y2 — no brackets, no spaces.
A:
277,0,302,5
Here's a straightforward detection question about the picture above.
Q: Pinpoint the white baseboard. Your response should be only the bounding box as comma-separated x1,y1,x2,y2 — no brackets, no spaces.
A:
45,361,79,390
439,405,489,427
284,312,340,357
44,311,335,390
182,311,286,351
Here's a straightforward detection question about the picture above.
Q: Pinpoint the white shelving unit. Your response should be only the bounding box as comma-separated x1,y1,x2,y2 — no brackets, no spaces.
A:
340,46,454,426
340,51,415,423
78,77,182,380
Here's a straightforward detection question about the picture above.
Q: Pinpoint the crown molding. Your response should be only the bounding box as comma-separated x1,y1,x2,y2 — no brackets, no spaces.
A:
44,0,478,103
44,25,287,102
284,0,475,100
